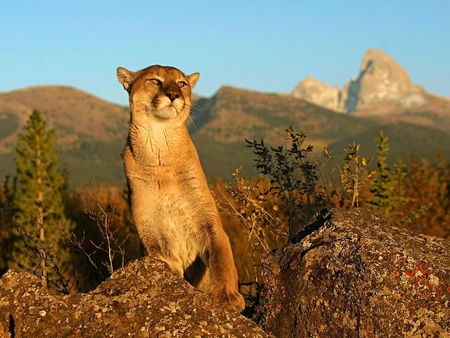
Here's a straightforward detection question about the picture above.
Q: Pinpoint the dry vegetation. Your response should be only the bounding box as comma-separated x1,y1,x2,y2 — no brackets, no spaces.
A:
1,128,449,322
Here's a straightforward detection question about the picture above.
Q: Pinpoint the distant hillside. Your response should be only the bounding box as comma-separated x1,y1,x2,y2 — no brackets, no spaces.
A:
0,86,128,185
193,86,450,179
191,86,376,178
0,86,128,148
1,81,449,186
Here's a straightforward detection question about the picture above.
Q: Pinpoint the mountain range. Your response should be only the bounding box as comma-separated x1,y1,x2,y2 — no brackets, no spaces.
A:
0,49,449,186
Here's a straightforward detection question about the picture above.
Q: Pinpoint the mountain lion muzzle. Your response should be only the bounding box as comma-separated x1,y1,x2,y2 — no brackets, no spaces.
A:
117,64,245,313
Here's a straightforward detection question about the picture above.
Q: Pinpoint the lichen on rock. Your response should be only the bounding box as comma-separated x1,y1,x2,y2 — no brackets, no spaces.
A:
0,257,270,337
259,208,450,338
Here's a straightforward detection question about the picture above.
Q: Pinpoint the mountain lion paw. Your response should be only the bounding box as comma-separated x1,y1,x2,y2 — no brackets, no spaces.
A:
212,285,245,313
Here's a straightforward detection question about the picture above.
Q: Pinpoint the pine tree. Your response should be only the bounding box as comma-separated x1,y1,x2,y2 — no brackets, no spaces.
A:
366,131,406,216
6,109,73,289
367,132,401,215
370,131,390,205
366,131,427,225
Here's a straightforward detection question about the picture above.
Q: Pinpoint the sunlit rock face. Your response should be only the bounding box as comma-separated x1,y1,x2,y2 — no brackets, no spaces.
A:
292,49,429,114
259,208,450,338
339,49,427,114
292,76,343,113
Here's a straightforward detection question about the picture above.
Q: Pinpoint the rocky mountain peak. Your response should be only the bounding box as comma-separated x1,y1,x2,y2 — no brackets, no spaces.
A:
292,76,343,112
340,48,425,113
292,49,430,114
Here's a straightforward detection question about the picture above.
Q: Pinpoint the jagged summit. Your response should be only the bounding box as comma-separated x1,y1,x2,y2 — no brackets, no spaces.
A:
340,48,426,113
292,49,434,115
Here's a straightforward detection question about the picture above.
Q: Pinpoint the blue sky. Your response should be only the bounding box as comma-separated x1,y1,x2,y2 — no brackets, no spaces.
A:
1,1,449,105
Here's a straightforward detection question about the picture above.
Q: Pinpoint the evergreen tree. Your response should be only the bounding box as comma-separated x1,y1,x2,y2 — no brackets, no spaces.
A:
366,131,428,225
6,109,73,289
366,131,388,210
366,131,409,217
371,130,390,200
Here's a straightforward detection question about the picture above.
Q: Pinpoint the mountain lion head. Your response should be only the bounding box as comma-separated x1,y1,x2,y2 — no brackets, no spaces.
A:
117,65,199,122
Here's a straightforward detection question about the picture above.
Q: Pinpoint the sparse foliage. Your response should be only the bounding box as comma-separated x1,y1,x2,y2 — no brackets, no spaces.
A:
220,126,450,318
339,142,371,207
245,126,328,236
221,126,334,317
67,186,130,281
218,167,287,287
1,113,450,321
366,131,431,225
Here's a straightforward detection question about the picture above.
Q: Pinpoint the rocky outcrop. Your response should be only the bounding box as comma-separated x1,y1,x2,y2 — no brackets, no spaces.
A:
2,210,449,337
0,257,270,337
259,208,450,338
291,76,343,112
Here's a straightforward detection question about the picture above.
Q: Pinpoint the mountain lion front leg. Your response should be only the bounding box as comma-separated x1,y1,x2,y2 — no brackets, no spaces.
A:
206,225,245,313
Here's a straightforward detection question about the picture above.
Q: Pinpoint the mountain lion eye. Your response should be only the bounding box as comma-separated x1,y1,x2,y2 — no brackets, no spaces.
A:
178,81,187,88
149,79,160,85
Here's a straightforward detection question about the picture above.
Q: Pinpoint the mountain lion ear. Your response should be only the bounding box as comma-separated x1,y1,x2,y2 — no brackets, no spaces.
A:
117,67,135,91
187,72,200,89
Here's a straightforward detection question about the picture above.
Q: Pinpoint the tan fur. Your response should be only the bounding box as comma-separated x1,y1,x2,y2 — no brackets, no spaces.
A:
117,65,245,312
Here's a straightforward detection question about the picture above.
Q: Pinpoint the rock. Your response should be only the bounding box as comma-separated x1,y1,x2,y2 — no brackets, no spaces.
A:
259,208,450,338
291,76,343,112
0,257,270,337
340,49,427,113
291,49,432,115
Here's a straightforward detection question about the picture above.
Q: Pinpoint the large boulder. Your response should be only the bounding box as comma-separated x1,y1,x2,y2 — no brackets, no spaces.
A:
259,208,450,337
0,257,270,337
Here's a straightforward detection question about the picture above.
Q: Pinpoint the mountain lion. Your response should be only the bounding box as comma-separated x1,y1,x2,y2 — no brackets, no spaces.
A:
117,65,245,312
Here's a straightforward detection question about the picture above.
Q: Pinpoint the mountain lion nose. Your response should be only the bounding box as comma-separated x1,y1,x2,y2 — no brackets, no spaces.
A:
166,90,180,102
